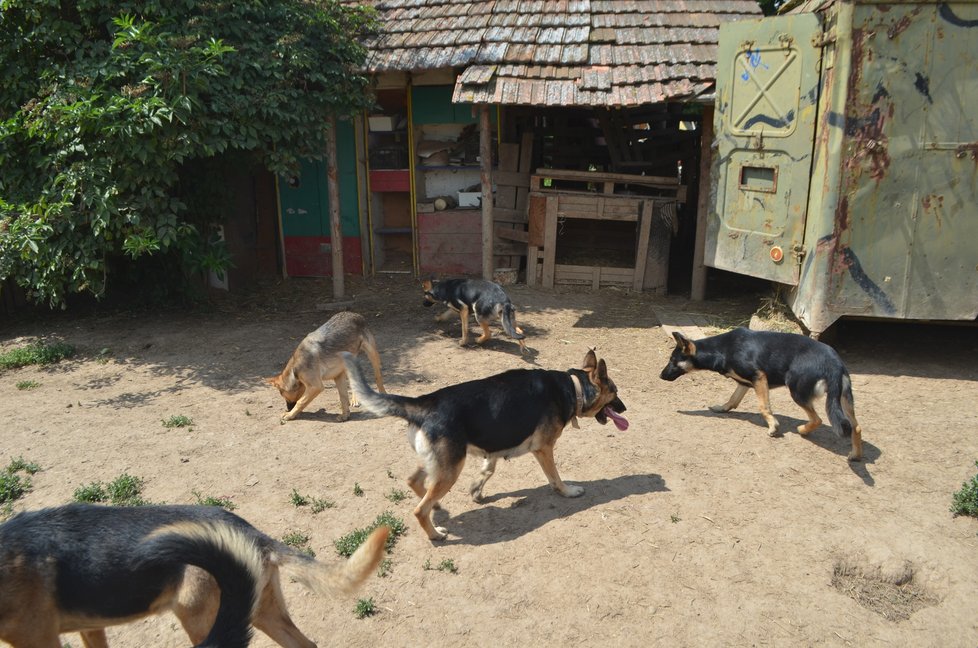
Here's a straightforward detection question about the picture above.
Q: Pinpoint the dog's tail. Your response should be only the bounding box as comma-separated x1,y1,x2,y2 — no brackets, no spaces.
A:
826,372,855,439
500,303,528,354
278,525,389,596
340,351,412,419
500,303,525,341
138,521,264,648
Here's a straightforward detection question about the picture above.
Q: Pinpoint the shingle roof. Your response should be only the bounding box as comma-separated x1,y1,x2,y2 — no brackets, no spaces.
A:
359,0,762,106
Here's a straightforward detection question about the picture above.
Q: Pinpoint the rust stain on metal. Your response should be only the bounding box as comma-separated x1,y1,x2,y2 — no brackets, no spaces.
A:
885,6,921,40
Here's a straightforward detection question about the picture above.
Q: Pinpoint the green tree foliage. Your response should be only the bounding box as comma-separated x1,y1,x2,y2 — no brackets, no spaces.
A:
0,0,376,307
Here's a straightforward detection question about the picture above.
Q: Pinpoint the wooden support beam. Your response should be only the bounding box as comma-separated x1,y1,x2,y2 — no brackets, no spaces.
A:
480,105,493,280
691,105,715,301
326,114,344,299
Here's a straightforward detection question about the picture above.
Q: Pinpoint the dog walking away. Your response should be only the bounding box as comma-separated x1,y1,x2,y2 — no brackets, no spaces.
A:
0,503,389,648
268,311,386,422
341,348,628,541
422,278,528,354
659,328,863,461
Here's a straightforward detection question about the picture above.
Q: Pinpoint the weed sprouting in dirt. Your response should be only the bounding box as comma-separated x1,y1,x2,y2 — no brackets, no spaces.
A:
385,488,408,503
162,414,194,429
334,511,406,557
282,530,315,557
424,558,458,574
0,341,75,371
15,380,39,390
951,460,978,518
0,457,41,505
378,557,393,577
354,597,376,619
352,482,364,497
290,488,335,513
192,490,236,510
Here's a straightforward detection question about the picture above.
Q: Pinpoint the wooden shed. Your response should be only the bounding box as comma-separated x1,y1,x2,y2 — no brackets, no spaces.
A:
277,0,761,295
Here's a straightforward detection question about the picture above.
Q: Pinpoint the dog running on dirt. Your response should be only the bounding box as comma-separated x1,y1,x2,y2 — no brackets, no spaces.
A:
422,278,528,354
267,311,386,422
0,503,389,648
659,328,863,461
341,348,628,541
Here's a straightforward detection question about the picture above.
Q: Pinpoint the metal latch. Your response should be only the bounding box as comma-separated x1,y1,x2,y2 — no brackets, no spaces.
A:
812,30,836,48
791,243,807,264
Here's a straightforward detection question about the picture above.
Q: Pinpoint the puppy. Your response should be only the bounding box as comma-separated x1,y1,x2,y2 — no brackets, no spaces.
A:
659,328,863,461
341,349,627,541
422,278,527,354
0,503,389,648
268,311,385,421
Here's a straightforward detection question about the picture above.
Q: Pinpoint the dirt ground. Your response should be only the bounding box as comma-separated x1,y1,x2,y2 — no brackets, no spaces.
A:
2,274,977,648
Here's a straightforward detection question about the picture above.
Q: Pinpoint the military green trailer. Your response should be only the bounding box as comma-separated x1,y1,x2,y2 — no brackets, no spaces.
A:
705,0,978,335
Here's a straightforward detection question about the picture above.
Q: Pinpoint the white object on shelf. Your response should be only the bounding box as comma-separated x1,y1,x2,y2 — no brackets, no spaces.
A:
457,191,481,207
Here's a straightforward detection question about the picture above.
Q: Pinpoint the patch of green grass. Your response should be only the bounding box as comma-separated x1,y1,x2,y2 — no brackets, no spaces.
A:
352,482,364,497
95,348,111,365
334,511,407,558
192,490,236,510
74,473,147,506
7,457,40,475
0,341,75,371
15,380,40,390
951,460,978,518
282,531,316,557
0,502,14,521
670,514,681,523
385,488,408,503
424,558,458,574
378,557,393,578
354,597,376,619
162,414,194,429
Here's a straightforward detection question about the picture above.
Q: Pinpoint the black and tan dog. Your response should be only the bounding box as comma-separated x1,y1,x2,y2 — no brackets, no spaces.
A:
0,503,388,648
422,278,528,354
267,311,386,422
659,328,863,461
341,348,627,541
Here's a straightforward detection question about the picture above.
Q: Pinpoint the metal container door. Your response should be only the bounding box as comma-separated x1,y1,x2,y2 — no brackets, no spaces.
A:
707,14,823,285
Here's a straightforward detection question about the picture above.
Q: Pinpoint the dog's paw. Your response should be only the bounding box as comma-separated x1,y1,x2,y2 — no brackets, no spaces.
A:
767,424,782,437
561,484,585,498
708,404,729,413
337,412,350,422
430,526,449,541
281,411,296,422
847,451,863,462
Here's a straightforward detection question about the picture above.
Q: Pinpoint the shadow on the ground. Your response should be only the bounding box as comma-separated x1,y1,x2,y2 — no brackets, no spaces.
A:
430,472,669,546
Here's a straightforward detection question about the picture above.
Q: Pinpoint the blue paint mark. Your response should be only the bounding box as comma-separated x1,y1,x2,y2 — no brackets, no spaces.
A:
841,248,897,315
748,49,769,70
742,71,750,82
805,85,819,106
871,82,890,104
827,111,846,129
939,3,978,27
743,110,795,129
914,73,933,103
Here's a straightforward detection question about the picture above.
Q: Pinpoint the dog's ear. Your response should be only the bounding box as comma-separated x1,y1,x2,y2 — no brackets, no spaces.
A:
596,358,609,382
583,347,598,372
672,332,696,356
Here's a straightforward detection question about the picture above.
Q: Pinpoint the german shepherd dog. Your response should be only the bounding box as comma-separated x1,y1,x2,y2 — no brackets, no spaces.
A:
659,328,863,461
340,349,628,541
0,503,388,648
422,278,528,354
267,311,386,422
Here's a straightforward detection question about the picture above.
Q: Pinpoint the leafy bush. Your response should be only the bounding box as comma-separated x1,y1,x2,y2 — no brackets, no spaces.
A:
0,0,377,307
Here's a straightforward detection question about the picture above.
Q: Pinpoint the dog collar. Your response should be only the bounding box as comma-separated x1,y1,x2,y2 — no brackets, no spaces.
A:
569,374,584,429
